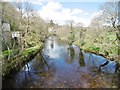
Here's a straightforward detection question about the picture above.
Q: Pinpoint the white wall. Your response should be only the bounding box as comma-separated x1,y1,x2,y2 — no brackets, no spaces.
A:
2,22,10,31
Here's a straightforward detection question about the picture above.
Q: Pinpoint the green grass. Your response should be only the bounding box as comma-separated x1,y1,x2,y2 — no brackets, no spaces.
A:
1,49,18,58
2,50,13,57
1,42,44,58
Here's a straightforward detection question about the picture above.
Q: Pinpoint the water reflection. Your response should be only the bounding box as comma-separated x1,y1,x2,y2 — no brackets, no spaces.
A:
50,37,54,49
2,36,119,88
79,50,85,67
68,46,75,64
32,52,46,72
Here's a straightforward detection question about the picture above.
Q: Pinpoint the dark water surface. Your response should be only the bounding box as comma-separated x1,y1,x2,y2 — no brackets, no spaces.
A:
2,36,119,88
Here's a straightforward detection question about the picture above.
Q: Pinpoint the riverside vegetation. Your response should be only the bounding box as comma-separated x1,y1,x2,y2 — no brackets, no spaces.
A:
1,2,48,76
1,1,120,88
56,2,120,63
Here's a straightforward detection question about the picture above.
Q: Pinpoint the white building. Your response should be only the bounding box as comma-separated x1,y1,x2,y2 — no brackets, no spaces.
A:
12,31,21,38
48,27,56,34
2,22,10,31
48,28,53,32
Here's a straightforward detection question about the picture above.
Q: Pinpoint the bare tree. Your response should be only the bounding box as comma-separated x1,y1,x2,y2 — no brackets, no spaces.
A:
76,22,84,28
100,2,118,29
90,15,104,30
23,2,35,47
100,1,120,57
13,2,26,51
13,2,35,51
67,20,75,46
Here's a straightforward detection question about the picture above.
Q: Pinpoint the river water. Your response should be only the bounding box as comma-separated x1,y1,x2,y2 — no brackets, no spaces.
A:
2,36,119,88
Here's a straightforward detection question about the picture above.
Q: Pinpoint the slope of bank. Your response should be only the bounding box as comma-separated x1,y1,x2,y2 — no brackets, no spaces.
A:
2,43,44,77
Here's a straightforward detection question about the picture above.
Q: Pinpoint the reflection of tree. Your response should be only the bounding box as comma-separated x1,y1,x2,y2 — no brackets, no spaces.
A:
32,52,48,72
68,46,75,64
50,40,54,49
79,50,85,66
32,52,56,79
118,71,120,88
50,36,54,49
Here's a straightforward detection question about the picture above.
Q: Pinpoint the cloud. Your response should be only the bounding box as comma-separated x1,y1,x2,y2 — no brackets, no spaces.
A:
42,1,62,11
71,8,83,15
38,1,90,27
84,12,88,15
91,10,103,18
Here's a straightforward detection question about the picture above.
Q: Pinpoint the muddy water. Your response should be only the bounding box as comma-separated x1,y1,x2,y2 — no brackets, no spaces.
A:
2,36,119,88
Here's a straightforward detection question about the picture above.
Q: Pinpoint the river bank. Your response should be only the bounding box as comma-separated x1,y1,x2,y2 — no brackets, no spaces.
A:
55,26,119,63
55,35,120,75
2,43,44,77
2,36,119,88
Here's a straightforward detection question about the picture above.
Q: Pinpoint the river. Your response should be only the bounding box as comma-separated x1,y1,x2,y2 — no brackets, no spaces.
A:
2,36,119,88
